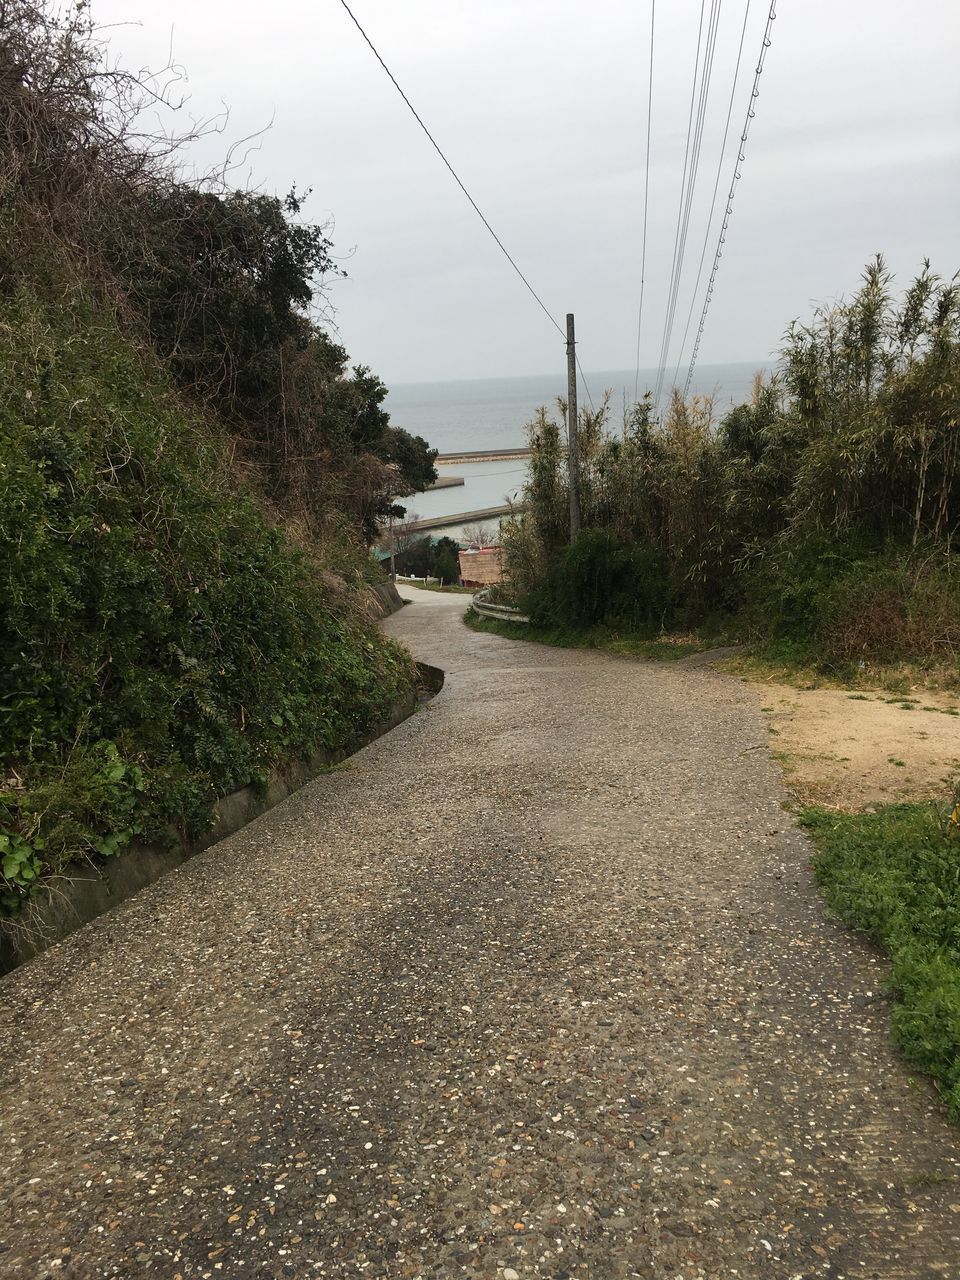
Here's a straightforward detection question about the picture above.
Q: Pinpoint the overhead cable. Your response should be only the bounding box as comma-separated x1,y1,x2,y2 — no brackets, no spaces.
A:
653,0,724,412
337,0,566,342
670,0,753,396
651,0,709,409
632,0,656,403
683,0,778,396
576,355,597,414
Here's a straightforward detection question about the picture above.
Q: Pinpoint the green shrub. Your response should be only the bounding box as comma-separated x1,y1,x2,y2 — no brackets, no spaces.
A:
433,546,460,585
740,537,960,668
802,802,960,1116
524,530,667,631
0,283,415,917
505,258,960,667
821,553,960,663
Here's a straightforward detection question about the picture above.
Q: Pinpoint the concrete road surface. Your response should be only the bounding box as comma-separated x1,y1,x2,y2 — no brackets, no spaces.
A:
0,585,956,1279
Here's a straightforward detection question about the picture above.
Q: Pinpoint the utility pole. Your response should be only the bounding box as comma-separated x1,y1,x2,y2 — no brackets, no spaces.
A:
566,312,581,540
388,511,396,580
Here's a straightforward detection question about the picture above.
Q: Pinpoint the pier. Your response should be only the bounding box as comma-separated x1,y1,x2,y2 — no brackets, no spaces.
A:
434,447,533,464
404,502,524,534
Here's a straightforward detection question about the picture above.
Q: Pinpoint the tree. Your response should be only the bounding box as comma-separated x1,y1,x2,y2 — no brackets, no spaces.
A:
0,0,438,550
112,185,436,542
432,537,460,585
462,522,497,548
119,188,340,416
394,538,434,578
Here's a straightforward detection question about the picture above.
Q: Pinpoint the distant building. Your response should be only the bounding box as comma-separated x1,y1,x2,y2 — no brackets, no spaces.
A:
458,547,505,589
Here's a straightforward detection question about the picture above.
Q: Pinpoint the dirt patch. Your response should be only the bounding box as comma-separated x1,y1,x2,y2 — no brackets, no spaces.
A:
754,683,960,809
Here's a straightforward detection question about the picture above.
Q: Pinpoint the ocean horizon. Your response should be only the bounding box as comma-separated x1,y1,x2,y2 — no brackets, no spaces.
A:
386,360,769,455
385,360,770,531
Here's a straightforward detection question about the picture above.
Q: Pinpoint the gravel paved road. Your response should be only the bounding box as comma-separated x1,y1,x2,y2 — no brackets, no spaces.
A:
1,586,957,1279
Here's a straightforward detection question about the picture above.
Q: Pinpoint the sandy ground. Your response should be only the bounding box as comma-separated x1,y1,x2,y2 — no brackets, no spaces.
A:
746,682,960,810
0,589,957,1278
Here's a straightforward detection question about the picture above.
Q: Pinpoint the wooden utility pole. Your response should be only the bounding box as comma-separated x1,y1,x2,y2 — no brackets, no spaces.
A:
566,312,581,539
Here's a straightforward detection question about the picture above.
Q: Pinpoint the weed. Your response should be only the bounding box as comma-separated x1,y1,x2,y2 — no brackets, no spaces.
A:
397,578,474,595
462,609,703,662
801,802,960,1117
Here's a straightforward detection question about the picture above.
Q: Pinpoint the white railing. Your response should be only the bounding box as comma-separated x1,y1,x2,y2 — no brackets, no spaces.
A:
470,587,530,624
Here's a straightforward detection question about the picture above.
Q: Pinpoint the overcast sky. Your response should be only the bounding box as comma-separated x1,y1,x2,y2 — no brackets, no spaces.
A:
93,0,960,384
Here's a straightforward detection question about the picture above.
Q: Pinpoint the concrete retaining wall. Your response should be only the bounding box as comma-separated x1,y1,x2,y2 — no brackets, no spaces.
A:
0,662,443,973
368,580,405,618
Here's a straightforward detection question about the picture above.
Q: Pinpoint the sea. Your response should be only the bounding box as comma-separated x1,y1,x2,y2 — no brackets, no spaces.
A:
385,360,767,536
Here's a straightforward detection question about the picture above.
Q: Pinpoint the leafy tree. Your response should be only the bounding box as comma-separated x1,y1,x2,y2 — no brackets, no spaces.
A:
432,538,461,584
394,536,434,578
113,187,436,541
118,188,338,415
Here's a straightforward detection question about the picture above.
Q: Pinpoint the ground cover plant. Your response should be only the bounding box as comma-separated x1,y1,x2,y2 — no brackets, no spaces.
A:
801,802,960,1117
463,609,705,661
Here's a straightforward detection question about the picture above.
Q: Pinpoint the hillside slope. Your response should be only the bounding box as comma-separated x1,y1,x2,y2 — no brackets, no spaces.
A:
0,273,415,918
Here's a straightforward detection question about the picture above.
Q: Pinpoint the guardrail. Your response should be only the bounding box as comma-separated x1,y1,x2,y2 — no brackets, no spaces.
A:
470,587,530,624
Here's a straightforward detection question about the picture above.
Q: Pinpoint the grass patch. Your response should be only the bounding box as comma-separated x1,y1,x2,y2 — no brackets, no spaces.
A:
463,608,704,661
466,606,960,696
396,578,474,595
801,801,960,1117
719,643,960,696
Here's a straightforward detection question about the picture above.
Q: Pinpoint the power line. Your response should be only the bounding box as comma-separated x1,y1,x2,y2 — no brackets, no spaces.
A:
576,355,596,414
337,0,565,342
670,0,753,396
654,0,725,411
662,0,723,404
683,0,778,395
652,0,708,410
633,0,656,404
652,0,724,411
339,1,598,414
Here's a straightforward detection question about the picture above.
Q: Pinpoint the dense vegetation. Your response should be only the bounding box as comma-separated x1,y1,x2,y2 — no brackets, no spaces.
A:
0,3,428,917
390,529,462,583
802,802,960,1117
504,258,960,680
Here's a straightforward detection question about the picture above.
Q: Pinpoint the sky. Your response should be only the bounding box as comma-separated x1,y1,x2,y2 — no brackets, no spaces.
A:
92,0,960,384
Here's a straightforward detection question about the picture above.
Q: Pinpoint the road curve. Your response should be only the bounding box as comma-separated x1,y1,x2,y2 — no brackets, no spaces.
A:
0,586,956,1278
